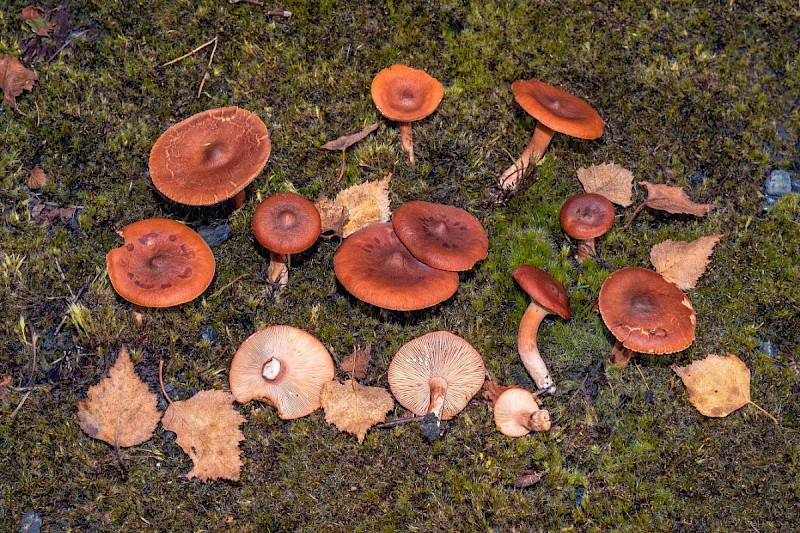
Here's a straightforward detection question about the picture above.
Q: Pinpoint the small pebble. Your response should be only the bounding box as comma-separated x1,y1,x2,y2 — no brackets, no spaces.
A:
199,326,218,345
19,510,42,533
644,389,654,403
776,123,789,141
759,340,779,358
765,169,792,196
196,224,233,247
689,171,707,187
792,178,800,193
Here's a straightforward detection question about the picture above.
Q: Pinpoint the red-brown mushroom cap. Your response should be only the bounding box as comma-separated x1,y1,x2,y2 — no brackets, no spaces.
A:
106,218,215,308
511,78,603,139
149,107,271,206
392,201,489,271
559,193,615,240
252,192,322,254
512,265,571,320
493,387,551,437
229,325,335,419
371,65,444,122
333,223,459,311
598,267,696,354
387,331,485,421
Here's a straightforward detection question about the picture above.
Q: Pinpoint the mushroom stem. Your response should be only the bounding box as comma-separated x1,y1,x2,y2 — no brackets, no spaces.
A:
522,409,552,432
609,340,635,367
230,190,247,210
499,123,555,192
575,238,597,261
268,251,290,291
427,377,449,419
518,302,556,393
262,358,281,380
399,121,414,163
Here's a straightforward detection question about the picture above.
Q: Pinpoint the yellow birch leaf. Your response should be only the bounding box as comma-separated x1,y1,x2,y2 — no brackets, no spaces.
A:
576,163,634,206
321,379,394,443
672,354,750,418
650,234,724,290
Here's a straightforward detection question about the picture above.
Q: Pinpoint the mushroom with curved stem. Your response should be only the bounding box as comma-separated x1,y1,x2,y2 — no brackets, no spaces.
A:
559,193,615,262
484,381,551,437
512,265,571,394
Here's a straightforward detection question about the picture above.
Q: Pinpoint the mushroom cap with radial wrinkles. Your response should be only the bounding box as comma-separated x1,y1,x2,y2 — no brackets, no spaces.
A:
512,265,571,320
371,65,444,123
511,77,603,139
252,192,322,254
559,193,615,240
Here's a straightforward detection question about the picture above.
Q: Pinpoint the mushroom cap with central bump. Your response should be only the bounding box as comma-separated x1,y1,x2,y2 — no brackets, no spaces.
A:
149,107,271,206
229,325,335,419
252,192,322,254
388,331,485,421
560,193,615,241
371,65,444,123
106,218,215,307
392,201,489,271
333,223,459,311
511,78,603,139
599,267,696,354
512,265,571,320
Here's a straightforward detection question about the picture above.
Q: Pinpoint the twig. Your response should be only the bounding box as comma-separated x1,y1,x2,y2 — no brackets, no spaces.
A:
196,36,219,98
208,273,251,300
161,36,218,67
634,362,650,390
47,29,89,63
374,415,427,429
623,201,646,230
748,401,778,425
9,390,33,419
25,323,38,388
229,0,264,4
336,151,346,183
158,360,173,405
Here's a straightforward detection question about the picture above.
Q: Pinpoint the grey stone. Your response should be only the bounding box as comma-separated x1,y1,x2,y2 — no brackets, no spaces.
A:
198,326,218,345
19,511,42,533
759,340,779,358
792,178,800,193
197,224,233,247
689,171,707,187
765,169,792,196
776,123,789,141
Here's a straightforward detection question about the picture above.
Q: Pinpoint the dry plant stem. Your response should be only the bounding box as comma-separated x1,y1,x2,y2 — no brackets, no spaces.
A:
268,251,290,292
499,123,555,191
399,122,414,163
609,340,634,367
518,302,556,393
374,415,428,429
623,201,646,230
428,377,448,419
158,360,173,405
161,36,218,67
748,401,779,424
336,150,346,183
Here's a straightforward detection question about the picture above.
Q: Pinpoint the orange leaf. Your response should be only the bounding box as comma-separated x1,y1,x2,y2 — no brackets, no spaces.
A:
672,354,750,418
641,181,716,216
321,122,379,151
27,165,47,189
650,234,724,290
0,55,38,111
321,379,394,443
78,347,161,447
162,390,246,481
340,343,371,380
576,163,634,206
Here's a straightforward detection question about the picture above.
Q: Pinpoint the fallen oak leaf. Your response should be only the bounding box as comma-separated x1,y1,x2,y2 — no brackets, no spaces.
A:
641,181,716,216
650,234,724,290
672,353,777,423
78,346,161,447
576,162,634,206
321,122,380,182
321,379,394,443
0,55,38,111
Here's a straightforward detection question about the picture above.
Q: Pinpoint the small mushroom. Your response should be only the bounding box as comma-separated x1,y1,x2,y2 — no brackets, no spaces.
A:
499,78,603,193
391,201,489,271
333,223,459,311
252,192,321,294
512,265,571,394
149,107,271,208
371,65,444,163
559,193,615,261
229,325,335,419
106,218,215,307
486,384,551,437
598,267,696,366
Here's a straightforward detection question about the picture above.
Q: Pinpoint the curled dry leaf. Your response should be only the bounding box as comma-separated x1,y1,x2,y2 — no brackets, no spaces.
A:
340,343,371,380
315,195,349,238
577,163,634,206
315,174,392,237
321,379,394,443
20,6,56,37
78,346,161,447
650,234,724,290
27,165,47,189
0,55,38,110
162,390,246,481
513,468,547,489
641,181,716,216
321,122,380,152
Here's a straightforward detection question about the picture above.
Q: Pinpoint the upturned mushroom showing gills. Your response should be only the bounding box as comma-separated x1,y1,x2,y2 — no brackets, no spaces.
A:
106,218,215,307
499,77,603,193
560,193,615,261
512,265,571,394
252,192,321,294
492,386,551,437
149,107,271,208
371,64,444,163
598,267,696,366
229,325,335,420
388,331,485,424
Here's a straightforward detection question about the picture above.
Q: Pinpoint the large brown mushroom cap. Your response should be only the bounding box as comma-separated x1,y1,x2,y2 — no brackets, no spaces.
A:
229,325,335,419
333,223,459,311
149,107,271,206
599,267,696,354
106,218,215,307
511,78,603,140
252,192,321,254
388,331,485,421
392,201,489,271
560,193,615,240
371,65,444,122
512,265,571,320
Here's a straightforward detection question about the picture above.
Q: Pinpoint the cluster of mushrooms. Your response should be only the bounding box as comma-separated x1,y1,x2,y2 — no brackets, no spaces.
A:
105,64,698,441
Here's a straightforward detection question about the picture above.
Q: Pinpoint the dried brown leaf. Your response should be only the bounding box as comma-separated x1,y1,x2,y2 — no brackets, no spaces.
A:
340,343,371,380
642,181,716,216
650,234,724,290
513,468,547,489
321,379,394,443
0,55,37,110
326,174,392,237
78,346,161,447
0,375,11,401
315,194,349,238
162,390,246,481
321,122,379,152
27,165,47,189
672,354,750,418
21,6,56,37
577,163,634,206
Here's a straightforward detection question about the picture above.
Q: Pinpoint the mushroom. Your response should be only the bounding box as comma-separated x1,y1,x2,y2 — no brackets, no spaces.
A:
106,218,215,307
391,201,488,271
371,64,444,163
559,192,615,261
229,325,335,419
512,265,571,394
149,107,271,208
598,267,696,366
486,383,551,437
499,78,603,193
388,331,485,426
333,223,459,311
252,192,321,293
